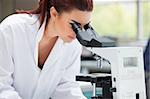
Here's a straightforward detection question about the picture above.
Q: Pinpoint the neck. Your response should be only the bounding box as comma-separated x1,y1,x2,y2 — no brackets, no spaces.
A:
44,19,58,41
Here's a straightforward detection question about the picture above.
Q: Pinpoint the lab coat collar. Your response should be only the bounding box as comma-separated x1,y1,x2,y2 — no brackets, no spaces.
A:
32,37,65,98
34,18,46,71
42,37,64,71
34,17,64,71
32,18,65,98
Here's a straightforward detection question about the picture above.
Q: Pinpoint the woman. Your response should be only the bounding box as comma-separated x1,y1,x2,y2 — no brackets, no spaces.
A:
0,0,93,99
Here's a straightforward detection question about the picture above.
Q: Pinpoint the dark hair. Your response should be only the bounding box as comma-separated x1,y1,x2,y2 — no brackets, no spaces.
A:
17,0,93,28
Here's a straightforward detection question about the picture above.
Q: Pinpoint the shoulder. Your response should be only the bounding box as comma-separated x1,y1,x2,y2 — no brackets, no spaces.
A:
0,14,40,46
0,14,39,30
0,14,40,38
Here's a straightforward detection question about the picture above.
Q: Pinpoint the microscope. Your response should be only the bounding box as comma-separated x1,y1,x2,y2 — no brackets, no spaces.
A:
70,21,146,99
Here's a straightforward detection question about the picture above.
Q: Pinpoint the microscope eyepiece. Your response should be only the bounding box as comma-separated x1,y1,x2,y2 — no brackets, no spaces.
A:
70,21,82,34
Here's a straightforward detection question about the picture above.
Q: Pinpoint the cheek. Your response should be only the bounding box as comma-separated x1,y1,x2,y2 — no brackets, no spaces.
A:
57,22,73,36
55,17,75,38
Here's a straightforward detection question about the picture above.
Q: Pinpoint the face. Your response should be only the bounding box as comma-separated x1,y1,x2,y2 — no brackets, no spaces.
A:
50,7,92,43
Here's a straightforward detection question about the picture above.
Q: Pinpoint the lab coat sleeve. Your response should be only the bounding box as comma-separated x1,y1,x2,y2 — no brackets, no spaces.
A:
51,44,87,99
0,26,22,99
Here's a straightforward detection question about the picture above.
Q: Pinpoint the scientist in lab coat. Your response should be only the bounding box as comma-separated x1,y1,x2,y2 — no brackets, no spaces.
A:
0,0,93,99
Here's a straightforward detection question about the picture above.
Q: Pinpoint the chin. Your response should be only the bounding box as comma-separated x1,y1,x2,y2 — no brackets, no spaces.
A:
65,40,73,43
61,36,76,43
63,39,74,43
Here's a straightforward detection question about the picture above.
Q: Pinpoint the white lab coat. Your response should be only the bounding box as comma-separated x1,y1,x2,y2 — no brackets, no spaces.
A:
0,14,87,99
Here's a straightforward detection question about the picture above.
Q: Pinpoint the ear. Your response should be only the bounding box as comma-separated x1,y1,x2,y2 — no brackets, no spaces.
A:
49,6,59,21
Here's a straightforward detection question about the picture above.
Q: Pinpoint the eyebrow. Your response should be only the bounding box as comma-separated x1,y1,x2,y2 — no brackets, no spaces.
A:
71,20,91,26
71,20,81,25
